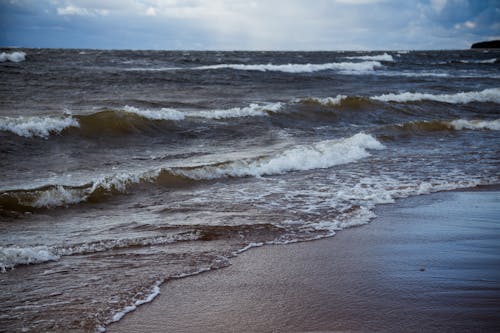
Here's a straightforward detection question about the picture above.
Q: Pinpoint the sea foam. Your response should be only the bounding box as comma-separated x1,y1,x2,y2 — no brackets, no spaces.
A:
450,119,500,131
123,103,283,120
123,106,185,121
298,95,347,106
0,246,60,272
195,61,382,73
174,133,385,179
0,51,26,62
346,53,394,62
0,116,79,138
371,88,500,104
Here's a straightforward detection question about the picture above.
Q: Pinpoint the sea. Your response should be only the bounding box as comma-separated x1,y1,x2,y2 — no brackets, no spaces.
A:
0,48,499,332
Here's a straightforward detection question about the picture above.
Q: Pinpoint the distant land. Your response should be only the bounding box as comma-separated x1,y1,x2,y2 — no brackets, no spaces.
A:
471,40,500,49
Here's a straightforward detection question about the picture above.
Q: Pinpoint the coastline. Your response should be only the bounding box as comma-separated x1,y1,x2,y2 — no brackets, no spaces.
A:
108,186,500,332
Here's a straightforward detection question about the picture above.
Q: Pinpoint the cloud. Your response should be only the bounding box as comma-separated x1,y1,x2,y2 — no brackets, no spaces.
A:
57,5,109,16
1,0,498,50
430,0,447,13
145,7,156,16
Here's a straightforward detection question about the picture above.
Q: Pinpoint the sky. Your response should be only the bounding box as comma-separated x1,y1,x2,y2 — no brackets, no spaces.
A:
0,0,499,50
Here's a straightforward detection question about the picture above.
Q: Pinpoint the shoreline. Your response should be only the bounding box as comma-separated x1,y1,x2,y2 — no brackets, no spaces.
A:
107,186,500,332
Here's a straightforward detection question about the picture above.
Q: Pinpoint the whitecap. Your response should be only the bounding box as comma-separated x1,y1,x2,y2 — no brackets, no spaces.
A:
194,61,383,73
0,116,79,138
0,246,60,272
298,95,347,106
173,133,385,179
0,51,26,62
188,102,283,119
123,105,185,121
346,53,394,62
450,119,500,131
371,88,500,104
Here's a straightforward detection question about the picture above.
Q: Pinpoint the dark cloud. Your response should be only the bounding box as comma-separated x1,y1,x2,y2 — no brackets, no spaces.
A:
1,0,498,49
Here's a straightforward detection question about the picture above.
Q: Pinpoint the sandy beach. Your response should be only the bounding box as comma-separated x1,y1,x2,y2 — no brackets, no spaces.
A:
107,187,500,333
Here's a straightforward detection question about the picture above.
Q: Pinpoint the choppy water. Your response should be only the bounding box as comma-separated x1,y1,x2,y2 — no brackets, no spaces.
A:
0,48,499,332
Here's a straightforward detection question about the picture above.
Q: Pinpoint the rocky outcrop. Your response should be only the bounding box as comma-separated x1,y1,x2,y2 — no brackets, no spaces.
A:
471,40,500,49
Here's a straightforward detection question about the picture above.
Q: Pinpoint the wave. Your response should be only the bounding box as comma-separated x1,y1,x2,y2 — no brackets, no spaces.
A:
0,103,283,138
125,60,384,74
0,133,384,211
173,133,384,179
194,61,383,73
0,246,60,272
455,58,497,64
0,231,200,272
0,116,79,138
191,102,283,119
123,106,185,121
380,119,500,138
297,95,347,106
0,51,26,63
346,53,394,62
449,119,500,131
371,88,500,104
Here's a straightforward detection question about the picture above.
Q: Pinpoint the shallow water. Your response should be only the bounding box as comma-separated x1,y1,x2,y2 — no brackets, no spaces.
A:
0,48,499,332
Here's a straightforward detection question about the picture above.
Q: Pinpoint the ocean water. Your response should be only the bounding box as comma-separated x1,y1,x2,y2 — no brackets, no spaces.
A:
0,48,499,332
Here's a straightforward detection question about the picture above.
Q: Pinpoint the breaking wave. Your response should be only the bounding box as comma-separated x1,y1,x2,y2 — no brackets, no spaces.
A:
0,133,384,211
173,133,384,179
123,106,185,121
194,61,383,73
0,116,79,138
346,53,394,62
0,246,60,272
297,95,347,106
371,88,500,104
449,119,500,131
0,51,26,63
380,119,500,138
0,103,283,138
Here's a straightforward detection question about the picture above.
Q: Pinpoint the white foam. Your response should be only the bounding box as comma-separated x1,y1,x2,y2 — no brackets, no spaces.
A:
189,102,283,119
459,58,497,64
300,95,347,106
0,246,60,272
0,116,79,138
33,185,86,208
195,61,382,73
233,242,264,255
346,53,394,62
174,133,385,179
123,105,185,121
371,88,500,104
450,119,500,131
55,232,199,256
109,281,161,323
0,51,26,62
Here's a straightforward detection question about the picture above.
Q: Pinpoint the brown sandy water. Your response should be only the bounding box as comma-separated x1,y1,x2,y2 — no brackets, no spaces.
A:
108,188,500,333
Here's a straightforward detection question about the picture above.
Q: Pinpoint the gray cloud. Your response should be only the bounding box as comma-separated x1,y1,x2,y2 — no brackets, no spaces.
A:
1,0,498,49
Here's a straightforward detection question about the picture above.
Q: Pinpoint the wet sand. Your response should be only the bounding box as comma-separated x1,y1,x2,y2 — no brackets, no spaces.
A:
108,188,500,333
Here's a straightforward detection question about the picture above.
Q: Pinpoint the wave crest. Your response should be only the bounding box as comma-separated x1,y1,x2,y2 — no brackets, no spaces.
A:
0,116,79,138
0,246,60,272
371,88,500,104
0,51,26,63
174,133,385,179
195,61,383,73
346,53,394,62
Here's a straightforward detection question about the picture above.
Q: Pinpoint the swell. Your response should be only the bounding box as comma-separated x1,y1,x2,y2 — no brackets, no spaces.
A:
126,60,384,73
0,133,384,213
377,118,500,141
1,88,498,139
